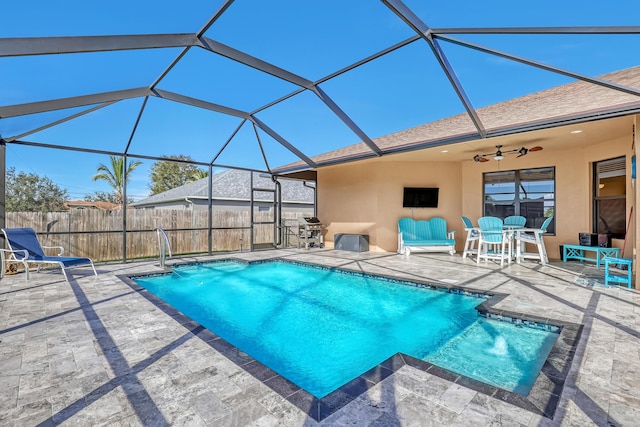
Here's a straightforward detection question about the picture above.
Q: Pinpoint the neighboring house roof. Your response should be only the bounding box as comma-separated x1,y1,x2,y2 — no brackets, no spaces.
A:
275,66,640,172
64,200,120,210
132,169,314,207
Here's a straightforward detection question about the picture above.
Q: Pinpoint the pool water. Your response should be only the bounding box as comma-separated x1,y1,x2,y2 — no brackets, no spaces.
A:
426,317,557,395
134,260,558,398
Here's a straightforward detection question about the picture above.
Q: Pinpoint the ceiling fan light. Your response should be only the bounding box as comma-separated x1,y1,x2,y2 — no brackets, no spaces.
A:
474,144,542,162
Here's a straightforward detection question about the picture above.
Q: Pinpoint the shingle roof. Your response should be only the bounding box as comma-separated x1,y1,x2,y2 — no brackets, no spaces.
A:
275,66,640,172
132,169,314,206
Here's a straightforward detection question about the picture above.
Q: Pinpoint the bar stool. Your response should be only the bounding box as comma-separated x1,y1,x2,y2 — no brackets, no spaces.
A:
603,257,633,288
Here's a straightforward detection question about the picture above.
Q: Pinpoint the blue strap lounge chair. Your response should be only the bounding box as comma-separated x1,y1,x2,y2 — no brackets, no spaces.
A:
1,227,97,282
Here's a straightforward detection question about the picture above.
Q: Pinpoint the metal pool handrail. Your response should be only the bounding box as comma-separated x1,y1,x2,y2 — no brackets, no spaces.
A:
156,227,172,268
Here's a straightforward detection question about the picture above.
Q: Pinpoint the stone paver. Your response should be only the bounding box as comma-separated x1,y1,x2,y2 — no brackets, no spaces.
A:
0,249,639,426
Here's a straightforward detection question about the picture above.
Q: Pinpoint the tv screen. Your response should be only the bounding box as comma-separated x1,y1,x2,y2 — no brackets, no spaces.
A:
403,187,439,208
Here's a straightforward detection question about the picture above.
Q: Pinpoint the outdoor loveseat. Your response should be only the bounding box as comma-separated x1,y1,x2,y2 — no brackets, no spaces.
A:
397,217,456,256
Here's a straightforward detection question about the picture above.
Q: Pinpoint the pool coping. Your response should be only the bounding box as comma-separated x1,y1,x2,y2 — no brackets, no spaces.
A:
118,257,582,422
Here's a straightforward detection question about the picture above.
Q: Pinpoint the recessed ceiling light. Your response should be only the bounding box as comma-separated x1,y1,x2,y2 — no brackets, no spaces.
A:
570,130,583,134
441,150,449,153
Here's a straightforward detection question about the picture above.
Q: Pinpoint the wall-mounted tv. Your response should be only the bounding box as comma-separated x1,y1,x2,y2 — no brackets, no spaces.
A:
403,187,439,208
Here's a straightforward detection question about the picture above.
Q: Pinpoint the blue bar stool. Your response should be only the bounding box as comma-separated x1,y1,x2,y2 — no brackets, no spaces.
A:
603,257,633,288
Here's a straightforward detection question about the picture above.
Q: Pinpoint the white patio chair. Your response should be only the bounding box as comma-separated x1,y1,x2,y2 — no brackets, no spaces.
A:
515,217,553,265
477,217,509,267
461,216,480,259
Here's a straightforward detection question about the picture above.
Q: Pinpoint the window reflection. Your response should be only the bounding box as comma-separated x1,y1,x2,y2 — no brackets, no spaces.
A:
594,157,626,238
483,167,555,232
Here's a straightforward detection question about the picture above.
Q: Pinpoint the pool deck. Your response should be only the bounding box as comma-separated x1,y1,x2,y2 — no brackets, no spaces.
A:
0,248,638,426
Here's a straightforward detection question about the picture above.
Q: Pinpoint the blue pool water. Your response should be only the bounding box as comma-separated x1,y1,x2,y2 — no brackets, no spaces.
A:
134,260,558,398
427,317,557,395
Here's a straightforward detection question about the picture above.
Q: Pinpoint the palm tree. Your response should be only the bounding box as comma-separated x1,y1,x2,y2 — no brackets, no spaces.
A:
92,156,142,205
188,169,209,183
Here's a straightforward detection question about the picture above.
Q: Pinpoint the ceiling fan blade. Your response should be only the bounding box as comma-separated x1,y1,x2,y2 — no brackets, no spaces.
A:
516,147,528,157
529,146,543,152
478,156,489,163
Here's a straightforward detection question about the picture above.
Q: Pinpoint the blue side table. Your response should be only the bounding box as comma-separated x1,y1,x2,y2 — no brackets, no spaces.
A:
603,257,633,288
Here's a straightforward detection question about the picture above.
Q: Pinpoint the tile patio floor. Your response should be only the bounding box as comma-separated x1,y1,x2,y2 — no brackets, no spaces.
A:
0,249,639,426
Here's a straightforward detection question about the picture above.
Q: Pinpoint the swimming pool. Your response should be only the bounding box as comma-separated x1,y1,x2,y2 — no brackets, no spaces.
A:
133,259,559,398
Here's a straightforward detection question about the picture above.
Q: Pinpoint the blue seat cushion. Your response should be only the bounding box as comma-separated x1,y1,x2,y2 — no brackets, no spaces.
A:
405,239,455,246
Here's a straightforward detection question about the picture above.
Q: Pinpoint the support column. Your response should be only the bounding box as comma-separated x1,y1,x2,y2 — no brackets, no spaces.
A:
122,154,128,263
249,172,254,251
633,116,639,288
207,164,213,254
0,139,5,230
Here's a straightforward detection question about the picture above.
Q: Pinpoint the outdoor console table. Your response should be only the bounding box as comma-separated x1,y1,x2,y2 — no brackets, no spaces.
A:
562,244,620,268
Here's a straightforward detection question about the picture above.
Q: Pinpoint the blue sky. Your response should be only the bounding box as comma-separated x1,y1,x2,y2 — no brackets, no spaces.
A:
1,0,639,201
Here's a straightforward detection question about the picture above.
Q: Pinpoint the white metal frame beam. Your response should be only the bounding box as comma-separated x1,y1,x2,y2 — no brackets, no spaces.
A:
0,88,150,118
0,34,199,57
1,0,640,173
436,34,640,98
381,0,487,138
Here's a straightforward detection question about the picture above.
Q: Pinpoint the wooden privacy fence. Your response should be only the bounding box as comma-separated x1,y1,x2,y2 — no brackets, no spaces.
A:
5,209,308,262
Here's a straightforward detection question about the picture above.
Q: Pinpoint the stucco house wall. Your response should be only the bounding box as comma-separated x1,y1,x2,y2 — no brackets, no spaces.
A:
461,132,634,260
318,161,462,252
318,126,634,259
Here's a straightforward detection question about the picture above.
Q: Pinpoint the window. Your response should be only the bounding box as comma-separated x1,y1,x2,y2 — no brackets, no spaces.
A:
483,167,555,233
594,157,626,238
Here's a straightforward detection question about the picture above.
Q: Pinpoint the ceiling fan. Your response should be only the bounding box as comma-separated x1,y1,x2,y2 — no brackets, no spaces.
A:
473,144,543,162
